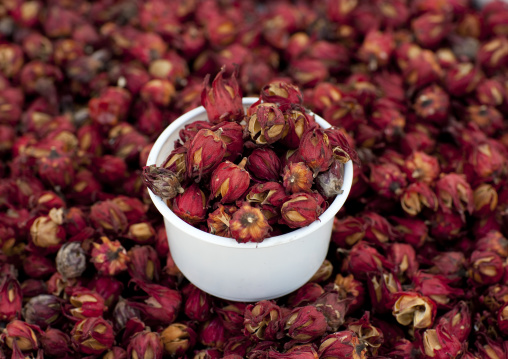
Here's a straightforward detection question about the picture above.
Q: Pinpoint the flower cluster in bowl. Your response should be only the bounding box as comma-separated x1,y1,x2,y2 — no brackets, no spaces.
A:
143,67,357,243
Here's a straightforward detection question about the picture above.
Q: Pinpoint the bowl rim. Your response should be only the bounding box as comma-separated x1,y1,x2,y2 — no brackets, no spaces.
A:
146,97,353,249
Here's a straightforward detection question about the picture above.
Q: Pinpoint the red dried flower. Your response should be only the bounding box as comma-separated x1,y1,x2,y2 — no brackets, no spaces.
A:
246,148,282,182
2,319,42,351
244,300,284,341
230,204,271,243
128,331,163,359
317,331,367,359
71,317,114,355
171,183,207,225
436,173,474,219
392,292,436,329
199,316,227,349
127,245,161,283
69,288,107,319
280,193,324,229
211,158,250,203
161,323,196,356
284,306,327,345
468,250,504,286
186,128,226,181
299,127,333,176
400,182,438,216
0,275,22,321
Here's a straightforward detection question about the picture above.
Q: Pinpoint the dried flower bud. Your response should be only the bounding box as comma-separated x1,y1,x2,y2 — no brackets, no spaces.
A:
466,105,504,137
69,288,107,319
215,302,248,334
445,62,482,97
392,217,428,248
3,319,42,351
90,236,129,276
127,331,163,359
347,313,383,354
244,300,284,341
127,280,182,325
284,306,327,345
368,162,407,198
211,159,250,203
401,182,438,216
30,212,66,251
22,294,61,329
413,272,464,308
201,66,243,124
290,58,329,88
230,204,271,243
282,162,314,194
413,85,450,124
0,275,22,321
88,87,132,127
261,81,303,107
468,250,504,285
56,242,86,279
438,301,471,342
422,324,463,359
127,245,161,283
71,317,114,355
172,183,207,225
161,323,197,356
436,173,474,219
279,109,309,149
317,331,367,359
392,292,436,328
211,121,244,161
342,242,393,280
497,303,508,335
207,204,235,238
88,277,123,309
246,148,282,182
198,317,227,349
358,30,394,70
90,200,129,234
186,128,226,181
478,36,508,72
182,283,213,322
403,151,440,184
22,255,55,279
281,193,324,229
299,127,333,176
387,243,419,280
367,271,402,313
362,211,396,245
331,216,364,248
248,103,287,145
412,13,450,49
40,328,74,358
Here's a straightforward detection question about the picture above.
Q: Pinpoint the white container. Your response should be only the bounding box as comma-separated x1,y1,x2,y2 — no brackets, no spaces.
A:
147,98,353,302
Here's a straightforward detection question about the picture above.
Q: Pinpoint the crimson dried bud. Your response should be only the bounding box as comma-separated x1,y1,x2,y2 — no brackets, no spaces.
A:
211,121,244,161
287,283,324,308
280,193,324,229
172,183,207,225
331,216,364,248
478,36,508,72
436,173,474,219
400,182,438,216
387,243,419,280
358,30,394,70
412,13,450,49
111,196,148,224
468,250,504,285
56,241,86,279
199,316,227,349
476,78,505,106
246,148,282,182
310,83,343,113
186,128,226,181
368,162,407,198
430,210,464,240
161,323,197,356
261,81,303,107
127,279,182,325
438,301,471,342
140,79,175,107
476,231,508,258
445,62,481,97
413,85,450,125
290,58,329,88
36,148,74,188
91,236,129,276
362,211,396,245
113,299,140,331
207,204,235,238
244,300,284,341
91,155,127,185
367,271,402,313
413,272,464,308
299,127,333,176
246,182,286,208
143,165,183,199
279,109,309,149
22,294,61,329
127,245,161,283
69,288,107,319
429,251,467,284
403,151,440,184
421,324,463,359
326,127,358,164
466,139,506,181
127,331,163,359
498,303,508,335
284,306,327,345
88,277,123,308
215,302,248,334
3,319,42,351
90,200,128,234
403,50,442,89
211,159,250,203
317,331,367,359
342,242,393,280
283,162,314,194
71,317,114,355
88,87,131,127
22,255,55,279
230,204,271,243
30,211,66,251
392,292,436,328
467,105,503,136
223,335,252,357
201,66,243,124
248,103,287,145
0,275,22,321
40,328,73,358
103,347,127,359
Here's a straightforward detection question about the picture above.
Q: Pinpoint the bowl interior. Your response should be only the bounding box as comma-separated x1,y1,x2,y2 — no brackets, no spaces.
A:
146,98,353,248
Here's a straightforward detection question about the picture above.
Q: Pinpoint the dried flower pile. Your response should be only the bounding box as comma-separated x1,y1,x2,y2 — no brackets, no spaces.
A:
0,0,508,358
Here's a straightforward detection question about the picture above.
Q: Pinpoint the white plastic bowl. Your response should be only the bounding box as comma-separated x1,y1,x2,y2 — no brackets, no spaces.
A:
147,98,353,302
